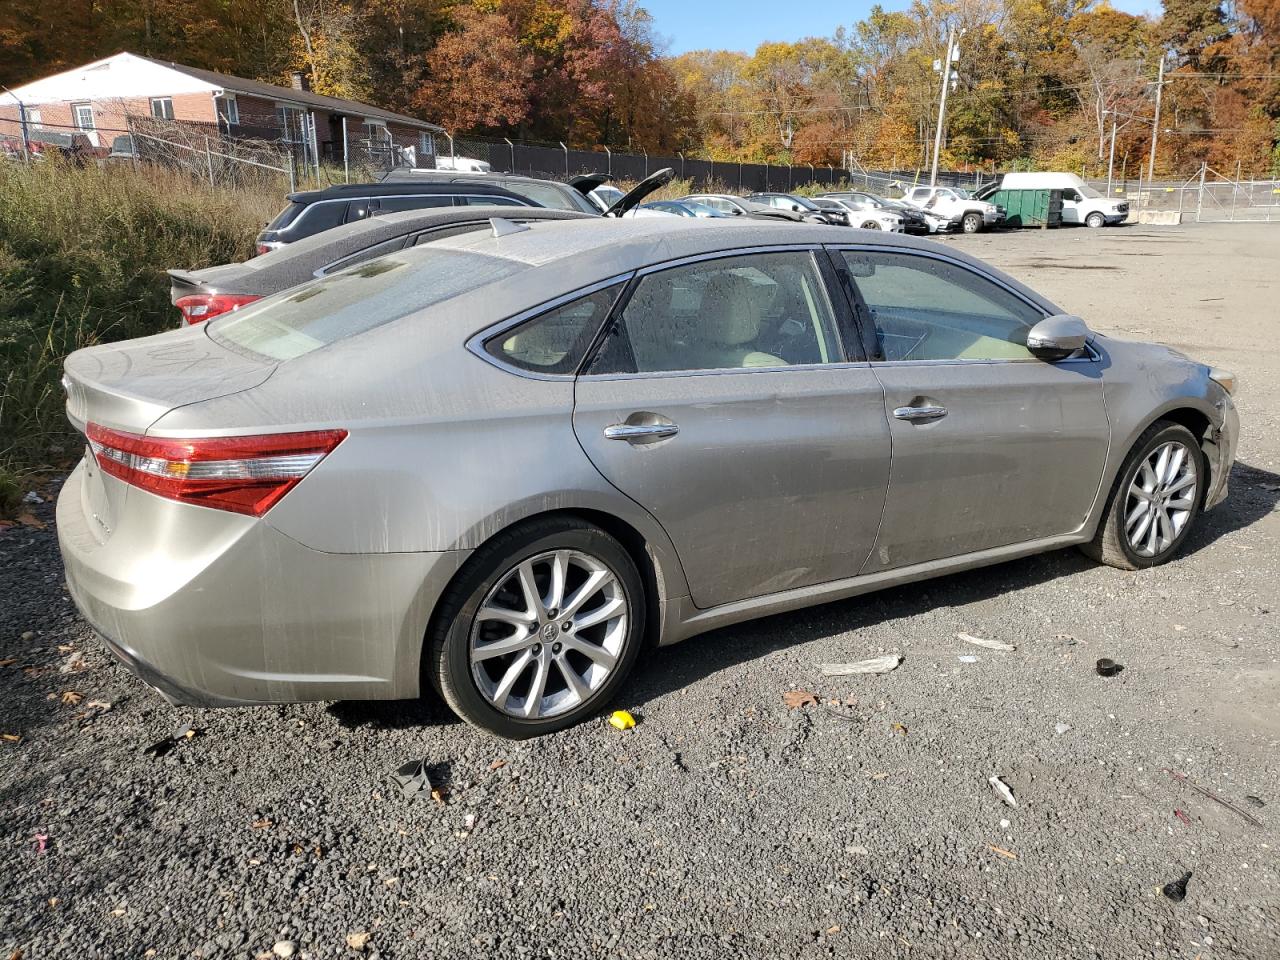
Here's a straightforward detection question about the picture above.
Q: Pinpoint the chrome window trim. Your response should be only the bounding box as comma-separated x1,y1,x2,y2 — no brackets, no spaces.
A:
825,242,1100,366
465,273,635,381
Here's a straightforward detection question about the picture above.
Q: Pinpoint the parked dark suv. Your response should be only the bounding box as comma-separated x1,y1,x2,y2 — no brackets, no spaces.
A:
255,182,534,254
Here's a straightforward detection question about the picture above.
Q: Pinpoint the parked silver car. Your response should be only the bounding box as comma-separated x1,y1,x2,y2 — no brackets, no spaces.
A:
57,219,1238,738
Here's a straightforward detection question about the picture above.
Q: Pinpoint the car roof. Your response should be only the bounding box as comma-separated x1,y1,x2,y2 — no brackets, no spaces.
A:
291,182,524,201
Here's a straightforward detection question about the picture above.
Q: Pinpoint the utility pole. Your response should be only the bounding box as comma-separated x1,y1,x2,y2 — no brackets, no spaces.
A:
1147,54,1165,183
929,27,959,186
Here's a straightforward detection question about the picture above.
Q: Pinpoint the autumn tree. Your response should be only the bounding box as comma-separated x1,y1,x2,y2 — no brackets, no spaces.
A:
418,8,533,132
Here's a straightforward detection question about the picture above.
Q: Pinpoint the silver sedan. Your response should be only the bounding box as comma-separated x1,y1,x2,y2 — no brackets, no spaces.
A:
57,219,1239,737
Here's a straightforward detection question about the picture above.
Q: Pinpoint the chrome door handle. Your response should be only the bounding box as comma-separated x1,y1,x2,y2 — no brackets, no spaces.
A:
603,423,679,442
893,404,948,423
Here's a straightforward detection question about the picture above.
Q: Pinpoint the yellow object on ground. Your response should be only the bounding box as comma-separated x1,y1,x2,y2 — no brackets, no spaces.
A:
608,710,636,730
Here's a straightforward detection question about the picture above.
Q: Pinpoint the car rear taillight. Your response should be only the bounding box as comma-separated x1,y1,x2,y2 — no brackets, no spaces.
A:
85,424,347,516
175,293,262,326
255,243,272,256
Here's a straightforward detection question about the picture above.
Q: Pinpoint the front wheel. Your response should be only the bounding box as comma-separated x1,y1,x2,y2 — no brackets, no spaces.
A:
428,517,646,738
860,219,882,230
1086,212,1106,228
1081,421,1204,569
961,212,983,233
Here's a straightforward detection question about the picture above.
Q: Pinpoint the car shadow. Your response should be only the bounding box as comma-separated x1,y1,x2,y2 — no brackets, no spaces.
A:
326,692,462,731
627,460,1279,706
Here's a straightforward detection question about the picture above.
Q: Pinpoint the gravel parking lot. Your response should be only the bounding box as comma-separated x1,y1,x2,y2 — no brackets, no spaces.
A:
3,220,1278,960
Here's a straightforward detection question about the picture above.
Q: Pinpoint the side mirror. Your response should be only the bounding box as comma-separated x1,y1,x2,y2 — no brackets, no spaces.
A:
792,204,802,212
1027,314,1090,360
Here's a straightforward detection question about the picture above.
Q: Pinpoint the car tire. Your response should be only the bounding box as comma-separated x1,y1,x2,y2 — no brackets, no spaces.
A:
427,516,646,738
1080,421,1205,570
962,212,983,233
860,220,882,230
1086,212,1106,228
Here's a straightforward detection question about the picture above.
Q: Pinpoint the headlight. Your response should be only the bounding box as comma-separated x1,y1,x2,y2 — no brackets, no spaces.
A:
1209,368,1237,395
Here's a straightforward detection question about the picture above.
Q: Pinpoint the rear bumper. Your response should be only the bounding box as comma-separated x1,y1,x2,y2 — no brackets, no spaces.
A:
57,461,469,706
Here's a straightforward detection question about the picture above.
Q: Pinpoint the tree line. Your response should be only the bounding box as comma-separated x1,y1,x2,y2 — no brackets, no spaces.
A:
2,0,1277,177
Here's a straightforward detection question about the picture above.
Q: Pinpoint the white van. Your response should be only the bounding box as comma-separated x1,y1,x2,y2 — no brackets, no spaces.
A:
976,172,1129,227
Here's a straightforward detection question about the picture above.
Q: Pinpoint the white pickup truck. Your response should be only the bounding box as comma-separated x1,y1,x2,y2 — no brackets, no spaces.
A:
901,185,1004,233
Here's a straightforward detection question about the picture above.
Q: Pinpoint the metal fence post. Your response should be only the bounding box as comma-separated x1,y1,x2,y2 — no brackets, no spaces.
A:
1196,161,1206,223
204,136,215,186
604,146,611,176
504,138,514,174
309,113,321,182
643,150,648,177
560,141,568,176
341,117,349,182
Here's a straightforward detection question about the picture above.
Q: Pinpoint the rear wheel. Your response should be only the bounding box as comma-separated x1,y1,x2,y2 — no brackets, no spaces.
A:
860,219,882,230
1081,421,1204,569
428,517,645,738
962,212,983,233
1086,212,1106,228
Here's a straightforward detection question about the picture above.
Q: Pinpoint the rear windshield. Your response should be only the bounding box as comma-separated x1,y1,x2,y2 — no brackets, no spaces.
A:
208,248,523,360
266,200,305,231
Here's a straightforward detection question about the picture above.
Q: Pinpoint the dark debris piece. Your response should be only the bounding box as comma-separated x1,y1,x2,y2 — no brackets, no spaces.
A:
392,759,433,800
1162,871,1192,903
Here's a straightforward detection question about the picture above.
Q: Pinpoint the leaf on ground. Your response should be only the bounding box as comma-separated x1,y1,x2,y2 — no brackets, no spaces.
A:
15,513,46,530
9,949,24,960
0,658,16,667
346,931,372,951
251,818,273,829
783,689,819,709
1,733,20,743
60,691,83,706
988,844,1018,860
488,759,507,771
891,722,908,736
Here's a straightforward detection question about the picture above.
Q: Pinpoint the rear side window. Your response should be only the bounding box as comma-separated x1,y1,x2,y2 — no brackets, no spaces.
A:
377,194,454,213
292,200,347,237
497,181,586,212
210,249,524,361
486,284,623,375
461,195,526,207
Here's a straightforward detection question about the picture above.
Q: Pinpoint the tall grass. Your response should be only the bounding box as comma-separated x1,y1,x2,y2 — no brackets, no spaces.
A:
0,159,279,510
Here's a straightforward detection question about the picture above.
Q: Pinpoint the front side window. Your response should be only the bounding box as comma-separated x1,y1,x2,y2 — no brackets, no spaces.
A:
211,248,524,361
150,97,174,120
487,284,623,375
72,103,94,130
590,251,843,375
842,251,1044,362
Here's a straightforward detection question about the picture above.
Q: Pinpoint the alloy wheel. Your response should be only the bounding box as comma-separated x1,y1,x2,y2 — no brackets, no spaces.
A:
469,549,628,719
1123,440,1199,558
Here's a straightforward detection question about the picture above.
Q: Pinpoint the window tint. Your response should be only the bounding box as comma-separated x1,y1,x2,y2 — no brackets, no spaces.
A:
377,195,455,213
590,251,842,374
487,284,623,375
496,181,582,211
842,251,1044,362
293,200,347,236
461,195,526,207
210,249,524,361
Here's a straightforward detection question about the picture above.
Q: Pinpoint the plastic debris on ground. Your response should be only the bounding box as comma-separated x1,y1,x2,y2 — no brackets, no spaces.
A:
608,709,636,730
819,654,902,676
1095,658,1122,677
1055,722,1072,735
958,655,979,664
391,759,433,800
989,774,1018,808
957,632,1016,652
1162,871,1192,903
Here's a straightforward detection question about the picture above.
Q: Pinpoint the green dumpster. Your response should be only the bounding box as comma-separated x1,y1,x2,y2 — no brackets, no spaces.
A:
990,188,1062,228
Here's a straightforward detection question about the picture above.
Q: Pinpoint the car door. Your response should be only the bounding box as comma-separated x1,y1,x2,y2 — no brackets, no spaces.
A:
573,248,891,610
1060,187,1084,224
833,246,1109,572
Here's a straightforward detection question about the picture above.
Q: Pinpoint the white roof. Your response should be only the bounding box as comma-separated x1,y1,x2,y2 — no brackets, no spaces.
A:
4,53,219,106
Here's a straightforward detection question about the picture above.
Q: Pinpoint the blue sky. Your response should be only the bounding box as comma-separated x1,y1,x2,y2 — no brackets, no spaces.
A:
642,0,1159,55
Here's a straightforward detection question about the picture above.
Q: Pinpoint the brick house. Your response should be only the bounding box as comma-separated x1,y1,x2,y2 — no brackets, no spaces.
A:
0,52,444,163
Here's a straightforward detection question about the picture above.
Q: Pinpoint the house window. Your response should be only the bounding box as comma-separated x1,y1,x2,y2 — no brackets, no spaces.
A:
72,103,94,130
362,119,390,144
150,97,175,120
277,105,306,142
217,95,239,126
418,132,435,157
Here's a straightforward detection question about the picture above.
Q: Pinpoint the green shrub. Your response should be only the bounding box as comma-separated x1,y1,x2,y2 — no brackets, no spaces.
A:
0,159,280,496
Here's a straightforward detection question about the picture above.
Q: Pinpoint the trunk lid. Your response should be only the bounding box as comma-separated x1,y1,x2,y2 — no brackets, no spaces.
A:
63,328,275,436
